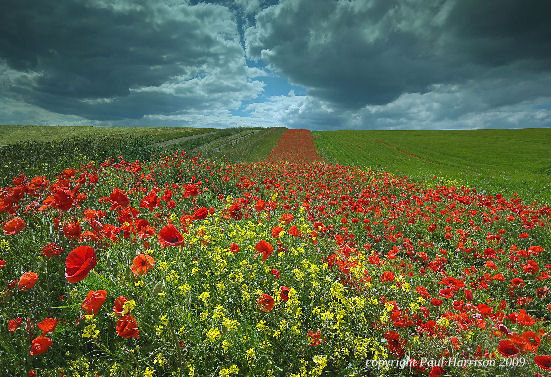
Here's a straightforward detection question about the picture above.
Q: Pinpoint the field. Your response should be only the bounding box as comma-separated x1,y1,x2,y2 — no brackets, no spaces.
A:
314,129,551,205
1,126,551,377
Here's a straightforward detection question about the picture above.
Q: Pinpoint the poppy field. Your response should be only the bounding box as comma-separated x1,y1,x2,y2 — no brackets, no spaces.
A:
1,128,551,376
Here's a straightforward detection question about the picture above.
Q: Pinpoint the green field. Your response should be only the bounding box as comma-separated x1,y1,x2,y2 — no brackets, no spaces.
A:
0,125,284,186
314,129,551,205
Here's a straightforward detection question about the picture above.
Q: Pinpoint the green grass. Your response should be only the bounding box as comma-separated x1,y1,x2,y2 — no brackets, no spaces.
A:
0,125,211,146
205,127,287,162
313,128,551,205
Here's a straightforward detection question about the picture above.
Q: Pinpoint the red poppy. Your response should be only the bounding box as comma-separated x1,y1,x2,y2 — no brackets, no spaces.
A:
534,355,551,371
109,188,129,209
53,189,73,211
271,226,284,238
288,225,299,237
42,243,63,259
497,339,520,358
271,268,280,279
428,366,444,377
63,220,82,240
183,184,199,198
30,336,53,355
38,318,57,335
3,217,25,235
113,296,129,315
8,318,23,332
280,286,290,302
131,254,155,275
116,315,139,338
192,207,208,220
257,293,275,312
229,242,240,254
254,200,265,211
254,240,273,261
0,259,5,269
158,224,184,248
82,290,107,315
384,331,405,357
380,271,395,282
18,271,38,290
431,298,443,306
65,246,97,283
308,330,325,346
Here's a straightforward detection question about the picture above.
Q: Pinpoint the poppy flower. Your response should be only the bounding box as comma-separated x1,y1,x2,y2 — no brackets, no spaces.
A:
18,271,38,290
384,331,405,357
271,268,280,279
65,246,97,283
42,243,63,259
3,217,25,235
0,259,5,269
109,188,129,209
288,225,299,237
280,286,290,302
30,336,53,355
535,355,551,371
308,330,325,346
82,290,107,314
257,293,275,312
158,224,184,248
254,240,273,261
53,189,73,211
380,271,395,282
63,220,82,240
229,242,240,254
116,315,139,338
497,339,520,358
113,296,129,315
8,318,23,332
271,226,284,238
192,207,208,220
38,318,57,335
428,366,444,377
131,254,155,275
254,200,265,211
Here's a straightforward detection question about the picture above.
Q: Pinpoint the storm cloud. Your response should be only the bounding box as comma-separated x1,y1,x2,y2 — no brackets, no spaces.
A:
0,0,550,129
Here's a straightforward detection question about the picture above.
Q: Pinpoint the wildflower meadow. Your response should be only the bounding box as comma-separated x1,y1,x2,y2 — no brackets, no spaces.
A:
1,129,550,377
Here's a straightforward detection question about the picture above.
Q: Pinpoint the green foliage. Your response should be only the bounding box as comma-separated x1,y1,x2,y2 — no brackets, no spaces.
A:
313,129,551,205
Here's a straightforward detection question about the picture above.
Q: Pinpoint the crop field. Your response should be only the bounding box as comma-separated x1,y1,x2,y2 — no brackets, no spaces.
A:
314,129,551,205
1,127,551,376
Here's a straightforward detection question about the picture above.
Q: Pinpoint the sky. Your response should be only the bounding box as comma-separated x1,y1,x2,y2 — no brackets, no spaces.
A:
0,0,550,130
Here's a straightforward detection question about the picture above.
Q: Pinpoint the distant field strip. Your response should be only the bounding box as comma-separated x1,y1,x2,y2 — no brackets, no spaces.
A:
314,129,551,204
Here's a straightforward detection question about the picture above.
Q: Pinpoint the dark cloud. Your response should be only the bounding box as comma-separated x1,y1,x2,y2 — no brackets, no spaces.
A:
246,0,551,109
0,0,262,120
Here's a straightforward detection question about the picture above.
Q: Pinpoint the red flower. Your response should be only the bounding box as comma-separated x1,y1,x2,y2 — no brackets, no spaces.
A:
384,331,405,357
8,318,23,332
308,330,325,346
53,189,73,211
257,293,275,312
113,296,129,315
380,271,395,282
427,223,437,232
229,242,240,254
431,298,443,306
428,366,444,377
18,271,38,290
534,355,551,371
38,318,57,335
3,217,25,235
116,315,139,338
271,268,280,279
183,184,199,198
131,254,155,275
30,336,53,355
497,339,520,358
42,242,63,259
63,220,82,240
192,207,208,220
288,225,299,237
271,226,284,238
158,224,184,248
109,188,129,209
0,259,5,269
280,286,290,302
65,246,97,283
82,290,107,314
254,240,273,261
254,200,265,211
